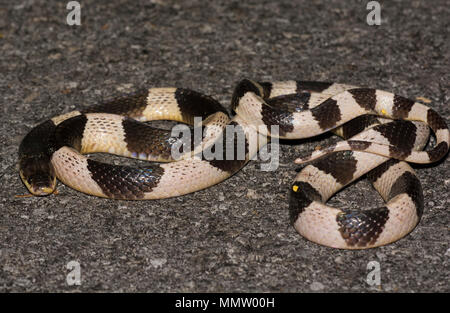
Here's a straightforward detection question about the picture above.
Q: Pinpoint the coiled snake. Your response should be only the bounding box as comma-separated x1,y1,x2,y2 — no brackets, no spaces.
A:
18,79,449,249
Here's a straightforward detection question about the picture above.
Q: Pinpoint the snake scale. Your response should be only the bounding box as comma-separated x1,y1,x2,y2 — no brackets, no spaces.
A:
19,79,449,249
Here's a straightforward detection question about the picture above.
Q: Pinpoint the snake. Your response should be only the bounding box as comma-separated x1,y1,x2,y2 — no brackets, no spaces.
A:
18,79,449,249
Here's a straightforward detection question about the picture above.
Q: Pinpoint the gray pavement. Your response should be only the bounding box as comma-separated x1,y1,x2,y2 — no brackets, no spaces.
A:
0,0,448,292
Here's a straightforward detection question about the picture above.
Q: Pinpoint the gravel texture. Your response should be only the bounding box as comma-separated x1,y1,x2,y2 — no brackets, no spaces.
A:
0,0,448,292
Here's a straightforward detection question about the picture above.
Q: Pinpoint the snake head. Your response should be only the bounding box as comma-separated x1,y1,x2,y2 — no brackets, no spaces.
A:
19,154,57,196
18,120,58,196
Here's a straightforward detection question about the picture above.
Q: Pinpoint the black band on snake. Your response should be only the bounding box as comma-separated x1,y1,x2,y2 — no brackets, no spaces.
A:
18,80,449,249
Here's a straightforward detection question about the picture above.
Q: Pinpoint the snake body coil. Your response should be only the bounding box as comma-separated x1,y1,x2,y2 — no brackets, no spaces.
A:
19,80,449,249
